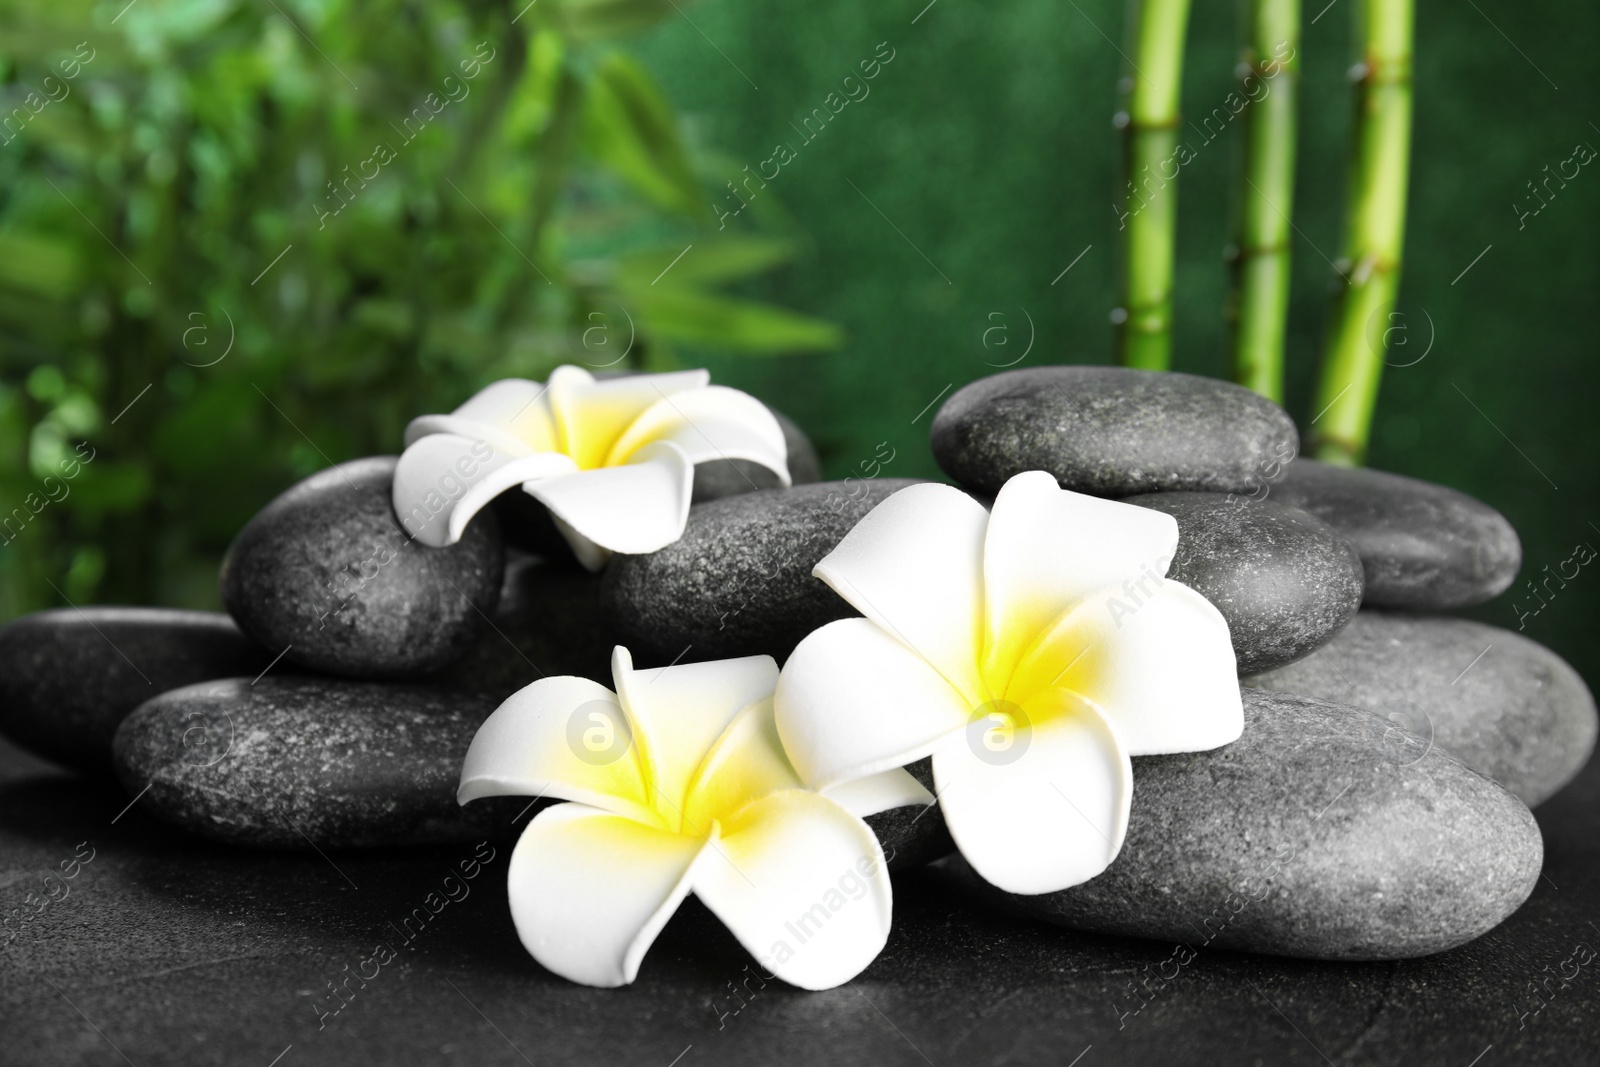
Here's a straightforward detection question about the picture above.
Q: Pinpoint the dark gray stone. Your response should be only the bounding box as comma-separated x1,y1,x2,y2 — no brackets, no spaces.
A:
693,408,823,503
601,478,927,665
0,607,274,775
431,551,616,699
930,366,1299,497
1246,611,1598,807
1268,459,1522,609
220,456,503,679
982,688,1542,960
1125,492,1364,674
111,676,520,848
864,757,954,873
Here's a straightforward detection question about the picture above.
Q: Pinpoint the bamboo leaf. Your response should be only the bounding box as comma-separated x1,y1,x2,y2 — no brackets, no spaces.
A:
583,51,704,219
616,236,795,288
631,289,840,353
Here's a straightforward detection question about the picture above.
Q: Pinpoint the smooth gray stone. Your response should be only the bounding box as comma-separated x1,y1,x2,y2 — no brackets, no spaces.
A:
221,456,503,679
112,677,521,848
693,408,823,503
931,366,1299,497
865,757,954,873
0,608,274,775
980,688,1542,960
1125,492,1364,674
1268,459,1522,609
1246,612,1597,807
430,551,615,699
601,479,927,666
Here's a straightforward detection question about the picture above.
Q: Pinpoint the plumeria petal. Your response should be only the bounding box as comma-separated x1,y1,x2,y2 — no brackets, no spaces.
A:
682,696,802,833
693,790,891,991
612,647,781,820
404,377,556,455
1007,580,1242,755
812,482,988,702
775,618,971,791
457,675,656,825
931,688,1131,895
508,802,707,987
524,440,694,564
392,432,576,547
605,385,790,482
820,768,935,819
548,366,710,469
981,471,1179,683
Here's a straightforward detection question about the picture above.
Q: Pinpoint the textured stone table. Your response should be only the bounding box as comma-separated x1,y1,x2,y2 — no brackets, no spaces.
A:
2,734,1596,1067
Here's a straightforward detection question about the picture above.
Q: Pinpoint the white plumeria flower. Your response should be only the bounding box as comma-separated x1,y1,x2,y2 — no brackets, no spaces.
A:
393,366,789,569
458,647,932,990
774,471,1243,896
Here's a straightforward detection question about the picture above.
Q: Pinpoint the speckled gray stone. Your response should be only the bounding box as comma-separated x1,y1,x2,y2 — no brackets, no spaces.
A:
1124,492,1364,674
1246,612,1597,807
692,408,823,503
864,757,954,873
431,551,615,698
1267,460,1522,609
983,688,1543,960
111,676,520,848
0,607,274,775
220,456,503,679
930,366,1299,497
601,478,927,665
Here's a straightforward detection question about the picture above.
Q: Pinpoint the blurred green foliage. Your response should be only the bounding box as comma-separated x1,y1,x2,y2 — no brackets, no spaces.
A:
0,0,837,617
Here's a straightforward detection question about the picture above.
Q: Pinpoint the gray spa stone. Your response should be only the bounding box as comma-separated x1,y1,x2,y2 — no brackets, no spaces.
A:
601,478,927,665
431,551,615,698
1246,611,1597,807
220,456,503,680
1125,492,1364,674
864,757,954,873
0,607,275,775
693,408,823,503
981,688,1543,960
111,676,519,848
930,366,1299,497
1267,460,1522,609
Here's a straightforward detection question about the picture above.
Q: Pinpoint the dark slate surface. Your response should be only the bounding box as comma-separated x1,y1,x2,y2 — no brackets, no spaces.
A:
3,731,1596,1066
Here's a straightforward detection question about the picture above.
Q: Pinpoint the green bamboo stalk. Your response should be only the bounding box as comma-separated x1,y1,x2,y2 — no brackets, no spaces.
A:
1230,0,1300,403
1116,0,1193,371
1309,0,1413,465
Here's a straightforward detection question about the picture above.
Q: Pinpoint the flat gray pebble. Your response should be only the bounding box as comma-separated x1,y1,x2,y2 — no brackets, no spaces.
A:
601,478,926,665
977,688,1543,960
1125,492,1364,674
931,366,1299,497
1268,460,1521,609
0,607,274,775
112,677,520,848
1246,611,1597,807
221,456,503,679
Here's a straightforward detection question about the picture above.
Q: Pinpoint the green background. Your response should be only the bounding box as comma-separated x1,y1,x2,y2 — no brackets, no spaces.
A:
3,0,1596,686
637,0,1599,683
